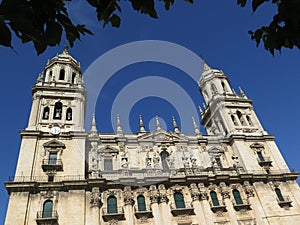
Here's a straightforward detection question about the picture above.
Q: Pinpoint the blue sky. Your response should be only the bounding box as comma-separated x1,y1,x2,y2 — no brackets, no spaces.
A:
1,1,300,223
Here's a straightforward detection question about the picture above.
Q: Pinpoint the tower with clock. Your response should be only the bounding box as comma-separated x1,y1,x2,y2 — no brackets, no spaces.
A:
5,47,88,225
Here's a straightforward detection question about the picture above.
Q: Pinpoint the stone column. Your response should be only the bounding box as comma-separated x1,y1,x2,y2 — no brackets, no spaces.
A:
220,182,238,225
90,187,102,225
158,184,171,225
149,186,161,225
123,186,135,225
190,183,207,224
243,181,266,225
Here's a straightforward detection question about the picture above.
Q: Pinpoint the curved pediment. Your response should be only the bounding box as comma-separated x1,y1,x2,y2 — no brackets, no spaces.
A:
99,145,119,153
207,146,224,154
43,140,66,149
250,142,264,149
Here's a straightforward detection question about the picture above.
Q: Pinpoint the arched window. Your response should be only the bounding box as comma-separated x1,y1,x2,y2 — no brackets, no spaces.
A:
246,115,253,126
137,195,146,211
66,108,72,121
107,196,117,214
72,72,76,84
257,151,265,161
174,192,185,209
42,106,50,120
233,189,243,205
210,191,220,206
221,81,227,93
275,188,284,202
160,150,169,171
231,115,237,126
59,69,65,80
53,102,62,120
42,200,53,218
237,111,245,125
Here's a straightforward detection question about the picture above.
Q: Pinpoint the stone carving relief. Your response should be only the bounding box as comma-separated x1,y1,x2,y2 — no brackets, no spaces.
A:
121,158,128,168
90,187,102,208
243,181,255,198
123,186,134,206
219,182,230,199
190,183,201,201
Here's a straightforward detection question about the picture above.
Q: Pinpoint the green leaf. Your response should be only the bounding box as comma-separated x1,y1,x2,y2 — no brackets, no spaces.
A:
237,0,247,7
0,21,12,47
252,0,267,12
44,22,62,46
76,24,93,35
33,40,47,55
109,14,121,27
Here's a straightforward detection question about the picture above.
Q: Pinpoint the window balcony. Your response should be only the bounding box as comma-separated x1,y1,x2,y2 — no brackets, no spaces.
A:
102,206,125,222
232,199,251,211
134,205,153,219
277,195,292,208
257,156,272,168
209,200,227,213
42,159,63,171
170,202,195,217
36,210,58,225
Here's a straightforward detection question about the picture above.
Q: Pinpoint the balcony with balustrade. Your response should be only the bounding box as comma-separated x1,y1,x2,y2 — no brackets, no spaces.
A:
134,205,153,219
102,206,125,222
170,202,195,216
42,159,63,171
36,210,58,225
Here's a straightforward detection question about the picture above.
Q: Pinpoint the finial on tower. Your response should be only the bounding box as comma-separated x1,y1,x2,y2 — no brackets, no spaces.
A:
156,116,161,131
91,113,98,132
203,60,212,72
139,115,146,133
239,86,247,98
116,114,123,134
172,116,180,133
192,117,201,135
62,44,69,55
198,105,204,115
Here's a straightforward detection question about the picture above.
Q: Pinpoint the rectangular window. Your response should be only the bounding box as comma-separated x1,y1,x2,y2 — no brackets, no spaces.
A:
49,153,57,165
104,158,113,171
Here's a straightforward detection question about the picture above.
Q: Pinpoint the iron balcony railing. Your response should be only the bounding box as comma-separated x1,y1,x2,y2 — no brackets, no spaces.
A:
277,195,292,203
42,159,63,166
102,206,124,215
42,159,63,171
36,210,58,219
170,201,194,216
134,204,152,212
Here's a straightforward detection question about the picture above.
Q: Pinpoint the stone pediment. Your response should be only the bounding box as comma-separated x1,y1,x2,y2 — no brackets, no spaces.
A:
138,130,185,142
43,140,66,149
99,145,119,153
207,146,224,154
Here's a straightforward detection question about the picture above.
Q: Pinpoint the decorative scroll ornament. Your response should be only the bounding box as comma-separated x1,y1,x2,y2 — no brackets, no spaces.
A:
149,185,160,204
123,186,134,206
158,184,169,203
243,181,255,198
220,182,230,199
190,183,201,201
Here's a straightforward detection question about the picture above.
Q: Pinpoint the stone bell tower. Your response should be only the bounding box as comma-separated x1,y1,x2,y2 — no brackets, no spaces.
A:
5,47,87,225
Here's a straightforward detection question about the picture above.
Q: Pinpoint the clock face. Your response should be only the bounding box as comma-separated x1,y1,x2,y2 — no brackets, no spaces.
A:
50,126,61,135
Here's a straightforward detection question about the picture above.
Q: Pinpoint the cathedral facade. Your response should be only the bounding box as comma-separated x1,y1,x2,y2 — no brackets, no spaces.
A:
4,49,300,225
